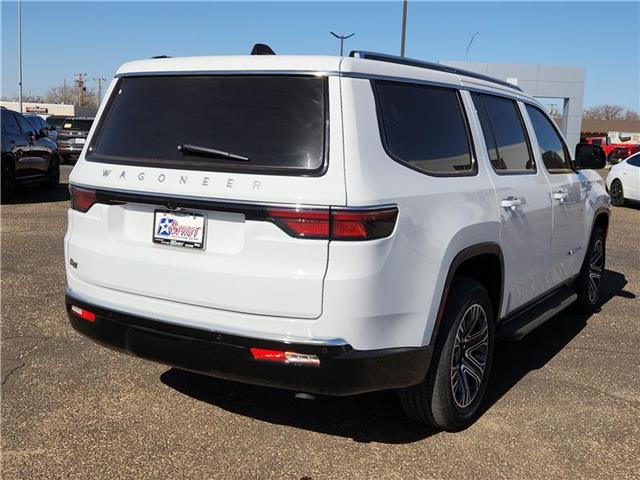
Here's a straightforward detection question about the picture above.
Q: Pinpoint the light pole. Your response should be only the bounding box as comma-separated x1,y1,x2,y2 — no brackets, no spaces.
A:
466,32,479,62
330,31,355,57
93,77,107,105
17,0,23,112
400,0,408,57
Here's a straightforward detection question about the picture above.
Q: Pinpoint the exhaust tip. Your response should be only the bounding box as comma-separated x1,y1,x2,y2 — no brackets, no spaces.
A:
294,393,316,401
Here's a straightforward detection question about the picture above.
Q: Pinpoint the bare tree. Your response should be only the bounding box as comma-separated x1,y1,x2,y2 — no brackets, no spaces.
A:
43,83,98,107
584,104,639,121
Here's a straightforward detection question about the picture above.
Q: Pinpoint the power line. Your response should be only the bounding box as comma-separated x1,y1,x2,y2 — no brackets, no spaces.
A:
93,77,107,105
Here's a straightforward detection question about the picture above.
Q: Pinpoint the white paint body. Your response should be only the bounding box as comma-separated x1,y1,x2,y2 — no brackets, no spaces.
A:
65,55,609,351
607,153,640,201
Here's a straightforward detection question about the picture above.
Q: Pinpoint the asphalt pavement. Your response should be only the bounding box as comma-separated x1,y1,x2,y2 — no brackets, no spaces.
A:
2,166,639,479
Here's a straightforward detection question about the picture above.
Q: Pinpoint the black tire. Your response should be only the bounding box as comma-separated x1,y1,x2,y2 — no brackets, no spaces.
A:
399,277,495,431
610,179,625,207
2,158,16,202
572,225,606,314
44,154,60,189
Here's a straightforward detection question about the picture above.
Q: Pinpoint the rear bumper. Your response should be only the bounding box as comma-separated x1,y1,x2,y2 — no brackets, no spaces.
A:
65,293,432,396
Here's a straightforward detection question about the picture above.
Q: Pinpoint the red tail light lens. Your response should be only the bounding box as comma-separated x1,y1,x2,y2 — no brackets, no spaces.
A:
332,208,398,240
266,206,398,240
69,185,97,213
266,208,330,239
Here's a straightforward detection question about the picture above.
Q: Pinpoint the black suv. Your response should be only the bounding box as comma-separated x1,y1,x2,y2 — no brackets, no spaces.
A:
1,108,61,201
56,117,93,163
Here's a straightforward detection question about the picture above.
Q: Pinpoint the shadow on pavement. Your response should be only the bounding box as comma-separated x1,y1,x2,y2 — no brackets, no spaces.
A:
162,269,631,443
2,181,70,205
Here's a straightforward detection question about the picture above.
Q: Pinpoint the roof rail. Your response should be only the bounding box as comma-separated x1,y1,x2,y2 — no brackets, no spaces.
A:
349,50,522,92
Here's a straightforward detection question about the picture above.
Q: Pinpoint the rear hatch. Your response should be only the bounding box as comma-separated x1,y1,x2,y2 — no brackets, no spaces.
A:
68,70,345,319
57,118,93,146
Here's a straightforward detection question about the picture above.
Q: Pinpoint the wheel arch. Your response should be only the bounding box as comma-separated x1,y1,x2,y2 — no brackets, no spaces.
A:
428,243,504,345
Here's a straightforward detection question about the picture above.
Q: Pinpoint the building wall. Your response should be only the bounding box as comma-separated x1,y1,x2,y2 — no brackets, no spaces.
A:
0,101,75,116
440,61,586,151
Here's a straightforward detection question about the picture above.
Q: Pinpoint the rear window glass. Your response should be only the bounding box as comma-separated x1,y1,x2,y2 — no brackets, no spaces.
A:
62,119,93,131
373,81,474,175
88,76,328,175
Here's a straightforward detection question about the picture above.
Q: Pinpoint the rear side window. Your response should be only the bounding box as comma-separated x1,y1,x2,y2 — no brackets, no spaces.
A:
62,119,93,131
525,105,572,172
373,81,475,175
88,76,328,175
472,93,535,173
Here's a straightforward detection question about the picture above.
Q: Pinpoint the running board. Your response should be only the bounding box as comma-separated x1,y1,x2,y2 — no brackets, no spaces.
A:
496,286,578,341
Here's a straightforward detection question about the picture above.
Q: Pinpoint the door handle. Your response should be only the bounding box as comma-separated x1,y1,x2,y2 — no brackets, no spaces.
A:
552,191,568,201
501,196,526,209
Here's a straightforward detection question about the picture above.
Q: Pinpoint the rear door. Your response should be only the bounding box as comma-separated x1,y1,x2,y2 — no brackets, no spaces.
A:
623,154,640,200
524,104,587,283
471,93,553,314
68,74,344,319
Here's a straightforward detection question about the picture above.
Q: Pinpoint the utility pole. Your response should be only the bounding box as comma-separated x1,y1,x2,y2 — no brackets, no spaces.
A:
466,32,480,61
400,0,408,57
93,77,106,105
17,0,23,112
74,73,87,106
330,31,355,57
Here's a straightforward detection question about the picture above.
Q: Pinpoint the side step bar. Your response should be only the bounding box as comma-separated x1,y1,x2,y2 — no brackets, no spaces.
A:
497,285,578,341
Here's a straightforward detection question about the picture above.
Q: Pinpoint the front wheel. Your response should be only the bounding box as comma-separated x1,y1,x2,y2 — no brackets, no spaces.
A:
573,225,606,313
399,277,494,431
610,179,625,207
44,154,60,189
2,159,16,202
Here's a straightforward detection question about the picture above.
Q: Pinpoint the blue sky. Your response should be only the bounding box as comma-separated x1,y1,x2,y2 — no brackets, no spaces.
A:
1,1,639,110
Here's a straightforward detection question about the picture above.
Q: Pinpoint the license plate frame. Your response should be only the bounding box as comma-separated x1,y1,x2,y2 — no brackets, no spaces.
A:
153,210,206,249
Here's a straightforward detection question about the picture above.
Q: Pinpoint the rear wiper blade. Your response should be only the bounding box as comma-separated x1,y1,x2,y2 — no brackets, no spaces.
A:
177,143,249,162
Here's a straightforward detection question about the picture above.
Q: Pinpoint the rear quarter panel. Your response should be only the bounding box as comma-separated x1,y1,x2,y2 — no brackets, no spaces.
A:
323,77,500,349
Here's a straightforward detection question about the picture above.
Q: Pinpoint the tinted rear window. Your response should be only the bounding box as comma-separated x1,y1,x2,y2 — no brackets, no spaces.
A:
88,76,328,175
63,119,93,131
372,80,474,175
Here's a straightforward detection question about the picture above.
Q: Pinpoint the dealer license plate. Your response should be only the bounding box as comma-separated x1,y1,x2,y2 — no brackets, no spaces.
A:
153,210,206,249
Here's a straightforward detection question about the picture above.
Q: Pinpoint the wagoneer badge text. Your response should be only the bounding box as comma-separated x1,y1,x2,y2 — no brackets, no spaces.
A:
101,169,262,191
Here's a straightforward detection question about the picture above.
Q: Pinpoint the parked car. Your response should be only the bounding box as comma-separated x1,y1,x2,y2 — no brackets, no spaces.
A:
43,115,69,142
1,108,61,201
24,113,57,141
56,117,94,163
606,152,640,206
64,50,609,431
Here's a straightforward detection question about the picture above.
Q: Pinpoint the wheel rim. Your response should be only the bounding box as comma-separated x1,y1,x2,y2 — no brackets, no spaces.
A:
611,181,622,203
588,238,604,303
450,304,489,409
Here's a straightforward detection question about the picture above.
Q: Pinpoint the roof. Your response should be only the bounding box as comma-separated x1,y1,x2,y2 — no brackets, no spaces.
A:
116,54,536,103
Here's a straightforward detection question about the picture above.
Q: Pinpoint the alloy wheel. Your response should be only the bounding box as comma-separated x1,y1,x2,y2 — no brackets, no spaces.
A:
611,181,623,205
450,303,489,409
588,238,604,304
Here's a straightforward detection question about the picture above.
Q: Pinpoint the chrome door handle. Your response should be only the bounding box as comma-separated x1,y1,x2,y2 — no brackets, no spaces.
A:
501,196,526,209
552,191,568,201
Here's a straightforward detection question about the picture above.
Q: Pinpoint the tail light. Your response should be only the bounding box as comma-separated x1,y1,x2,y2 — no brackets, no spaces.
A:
266,206,398,241
69,185,97,213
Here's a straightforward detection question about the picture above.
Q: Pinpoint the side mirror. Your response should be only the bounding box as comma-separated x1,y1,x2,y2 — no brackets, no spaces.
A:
37,128,49,138
574,143,606,170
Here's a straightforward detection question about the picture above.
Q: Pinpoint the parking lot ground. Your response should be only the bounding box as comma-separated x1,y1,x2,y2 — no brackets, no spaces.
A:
2,166,639,479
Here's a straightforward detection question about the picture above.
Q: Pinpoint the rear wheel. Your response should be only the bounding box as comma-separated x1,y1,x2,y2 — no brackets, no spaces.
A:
610,179,625,206
399,277,494,431
2,158,16,202
573,225,606,313
44,154,60,189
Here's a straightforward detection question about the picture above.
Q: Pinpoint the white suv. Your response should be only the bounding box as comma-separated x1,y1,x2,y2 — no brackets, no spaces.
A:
65,50,610,430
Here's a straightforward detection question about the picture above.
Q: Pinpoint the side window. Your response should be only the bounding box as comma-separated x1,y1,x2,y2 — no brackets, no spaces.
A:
627,154,640,167
373,81,475,175
592,139,602,146
2,112,21,136
16,114,35,135
525,104,572,172
472,93,535,173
